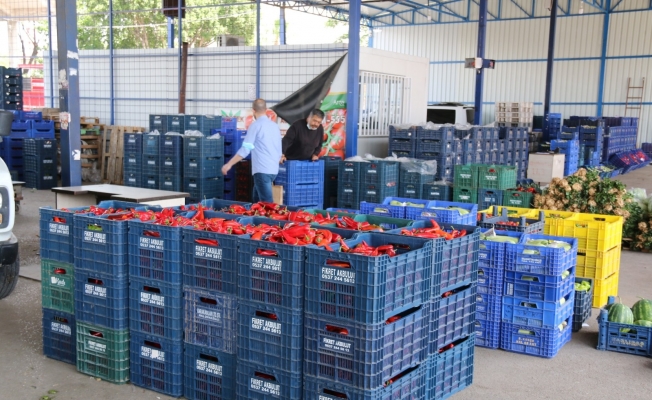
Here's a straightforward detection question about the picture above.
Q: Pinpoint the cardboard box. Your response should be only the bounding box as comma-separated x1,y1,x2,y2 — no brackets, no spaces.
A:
272,185,283,205
527,153,565,184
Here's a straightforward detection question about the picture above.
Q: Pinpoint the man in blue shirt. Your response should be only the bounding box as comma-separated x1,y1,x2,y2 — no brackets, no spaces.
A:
221,99,282,203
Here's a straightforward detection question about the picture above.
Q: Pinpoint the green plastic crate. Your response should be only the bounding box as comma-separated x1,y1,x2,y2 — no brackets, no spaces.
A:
454,164,481,188
76,322,130,384
453,186,478,204
503,190,534,208
41,259,75,314
479,165,517,190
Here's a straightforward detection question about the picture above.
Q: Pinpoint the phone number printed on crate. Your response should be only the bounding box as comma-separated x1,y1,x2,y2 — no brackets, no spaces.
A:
140,236,164,251
251,255,282,272
320,335,353,355
196,359,223,377
321,266,355,284
251,317,282,335
140,291,165,307
250,378,281,397
197,307,222,323
49,222,69,236
84,283,107,298
51,321,72,336
195,244,223,261
84,230,106,244
86,339,107,353
141,346,166,362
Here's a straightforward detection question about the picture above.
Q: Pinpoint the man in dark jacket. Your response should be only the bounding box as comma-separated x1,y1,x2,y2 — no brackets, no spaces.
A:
280,109,325,162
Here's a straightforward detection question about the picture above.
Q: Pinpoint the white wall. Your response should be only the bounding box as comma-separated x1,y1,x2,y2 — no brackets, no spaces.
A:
372,9,652,143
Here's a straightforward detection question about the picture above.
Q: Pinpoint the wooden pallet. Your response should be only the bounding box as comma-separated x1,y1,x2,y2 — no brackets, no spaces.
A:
101,125,146,184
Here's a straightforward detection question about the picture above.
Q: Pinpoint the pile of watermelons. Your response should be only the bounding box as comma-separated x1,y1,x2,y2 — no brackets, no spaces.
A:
607,298,652,331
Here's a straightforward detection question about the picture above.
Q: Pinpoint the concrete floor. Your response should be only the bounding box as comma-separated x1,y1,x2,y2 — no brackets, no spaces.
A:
2,169,652,400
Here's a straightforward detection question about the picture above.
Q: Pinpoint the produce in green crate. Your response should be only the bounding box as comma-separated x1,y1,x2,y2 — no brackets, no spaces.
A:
525,239,572,252
574,280,591,292
608,301,634,333
634,320,652,327
632,299,652,323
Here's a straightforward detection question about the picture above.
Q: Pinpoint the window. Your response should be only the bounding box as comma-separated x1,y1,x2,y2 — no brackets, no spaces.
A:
358,71,410,137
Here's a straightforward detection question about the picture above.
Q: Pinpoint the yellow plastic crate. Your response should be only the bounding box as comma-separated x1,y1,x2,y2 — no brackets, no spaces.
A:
560,213,623,252
576,245,621,280
541,210,577,235
591,271,619,308
478,205,538,218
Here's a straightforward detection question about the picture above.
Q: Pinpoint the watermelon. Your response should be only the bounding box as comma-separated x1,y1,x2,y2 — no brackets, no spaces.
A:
634,320,652,327
632,299,652,322
608,303,634,333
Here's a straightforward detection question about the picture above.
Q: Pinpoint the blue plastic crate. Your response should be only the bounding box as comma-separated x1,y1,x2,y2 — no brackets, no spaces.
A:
124,172,141,187
185,176,224,201
475,319,500,349
423,183,452,201
477,266,504,296
363,161,399,187
74,269,129,330
184,288,238,353
597,307,652,357
21,111,41,119
185,115,221,135
417,126,455,141
24,170,56,190
359,182,398,205
159,155,182,176
360,197,429,219
389,125,417,139
304,363,427,400
142,154,160,176
74,214,129,277
304,306,428,389
149,114,168,132
128,220,183,285
129,277,183,340
184,135,224,160
221,129,247,157
166,115,185,133
388,138,415,155
504,267,575,308
283,182,323,207
143,134,161,155
476,292,501,321
183,343,236,400
237,361,303,400
237,301,303,373
500,316,572,358
337,183,361,210
339,160,363,184
502,290,574,329
505,234,578,276
23,154,55,173
417,138,458,154
405,200,477,225
159,134,183,158
184,156,222,179
32,119,55,136
124,133,143,154
478,189,504,210
305,233,433,324
182,227,240,294
39,207,80,264
237,231,304,308
479,208,545,234
429,285,476,354
427,334,475,400
220,117,237,133
276,160,324,185
130,331,184,397
478,230,522,270
42,308,76,365
122,153,141,176
9,120,31,138
158,174,181,191
401,183,423,199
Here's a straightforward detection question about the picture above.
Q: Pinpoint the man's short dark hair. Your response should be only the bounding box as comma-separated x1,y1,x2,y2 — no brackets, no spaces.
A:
309,109,325,119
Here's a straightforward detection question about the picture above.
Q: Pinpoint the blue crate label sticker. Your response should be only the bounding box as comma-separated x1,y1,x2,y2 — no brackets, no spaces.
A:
478,251,488,260
516,253,543,266
429,190,441,196
83,230,107,244
50,321,72,336
165,140,173,146
196,359,222,376
344,168,354,173
128,178,136,183
608,336,647,349
141,346,166,362
367,190,377,195
368,169,377,174
197,307,222,323
189,183,197,188
513,334,540,348
251,317,282,335
189,162,198,167
195,244,222,260
164,181,172,187
140,291,165,306
128,157,137,163
147,179,156,185
49,222,69,236
50,275,68,288
140,236,164,250
343,188,353,194
44,176,54,180
484,175,497,181
127,138,136,144
86,339,107,353
165,160,173,166
406,189,416,195
319,335,353,354
278,167,286,174
43,159,53,164
250,377,281,397
147,160,156,165
84,283,107,298
321,267,355,284
251,256,281,272
189,142,197,147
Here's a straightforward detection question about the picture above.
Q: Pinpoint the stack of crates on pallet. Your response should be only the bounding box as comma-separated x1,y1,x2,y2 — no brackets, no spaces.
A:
579,123,604,167
543,113,562,141
0,135,24,180
304,232,435,399
128,216,185,397
476,231,522,349
235,159,253,202
337,160,363,210
185,115,221,136
418,126,461,182
323,156,341,208
550,139,580,176
182,213,240,400
500,234,577,358
159,134,183,191
183,135,224,203
23,138,57,189
123,133,143,187
495,102,534,132
360,160,399,205
399,162,435,199
1,67,23,110
604,126,638,160
218,117,244,200
142,133,161,189
388,125,417,157
276,160,324,208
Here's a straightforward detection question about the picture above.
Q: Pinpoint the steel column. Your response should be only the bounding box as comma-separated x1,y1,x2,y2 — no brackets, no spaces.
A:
473,0,488,125
544,0,559,116
178,1,183,102
167,17,175,49
596,0,611,116
346,0,361,157
279,7,286,45
55,0,82,186
256,0,261,98
109,0,115,124
47,0,54,108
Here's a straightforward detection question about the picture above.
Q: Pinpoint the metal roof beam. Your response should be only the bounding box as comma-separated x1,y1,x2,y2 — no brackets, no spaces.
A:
581,0,607,13
401,0,467,20
472,0,498,19
510,0,532,17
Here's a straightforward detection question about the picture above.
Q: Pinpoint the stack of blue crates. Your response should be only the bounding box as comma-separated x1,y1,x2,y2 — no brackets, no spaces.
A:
123,133,143,187
388,125,417,157
276,160,324,208
23,138,57,189
149,114,168,132
502,127,529,179
360,160,399,204
400,165,435,199
142,133,161,189
604,126,638,160
167,115,185,133
550,139,580,176
337,160,363,210
128,217,186,396
579,124,604,167
219,118,245,200
184,115,221,135
0,135,24,180
1,67,23,111
304,232,435,399
183,135,224,203
500,234,578,358
323,156,341,208
160,134,183,191
543,113,562,141
417,126,460,182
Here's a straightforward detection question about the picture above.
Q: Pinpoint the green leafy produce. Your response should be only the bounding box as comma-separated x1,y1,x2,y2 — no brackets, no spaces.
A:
631,299,652,323
608,302,634,333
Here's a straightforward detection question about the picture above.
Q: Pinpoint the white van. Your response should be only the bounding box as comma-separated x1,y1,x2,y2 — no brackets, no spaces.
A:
426,103,475,125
